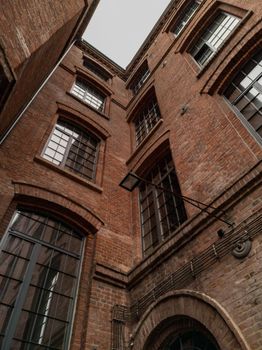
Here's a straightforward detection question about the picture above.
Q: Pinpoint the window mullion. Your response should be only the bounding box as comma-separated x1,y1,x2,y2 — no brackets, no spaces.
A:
2,243,41,350
61,135,74,168
152,185,162,244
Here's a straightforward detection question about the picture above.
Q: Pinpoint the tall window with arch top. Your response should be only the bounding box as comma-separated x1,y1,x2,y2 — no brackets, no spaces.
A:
0,210,84,349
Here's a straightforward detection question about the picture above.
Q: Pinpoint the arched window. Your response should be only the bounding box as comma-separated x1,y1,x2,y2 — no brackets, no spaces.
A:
0,210,84,349
43,119,100,181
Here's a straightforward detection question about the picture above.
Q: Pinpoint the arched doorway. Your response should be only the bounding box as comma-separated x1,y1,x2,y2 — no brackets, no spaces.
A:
144,316,220,350
130,291,251,350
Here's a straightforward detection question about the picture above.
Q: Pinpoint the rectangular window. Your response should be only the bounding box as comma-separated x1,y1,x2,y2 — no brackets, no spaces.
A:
134,96,161,145
129,61,150,95
224,50,262,139
190,12,240,66
172,0,200,37
139,153,187,256
71,78,105,111
43,120,99,181
83,58,111,82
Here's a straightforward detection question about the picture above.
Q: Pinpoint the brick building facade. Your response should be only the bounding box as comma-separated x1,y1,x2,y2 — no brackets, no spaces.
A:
0,0,262,349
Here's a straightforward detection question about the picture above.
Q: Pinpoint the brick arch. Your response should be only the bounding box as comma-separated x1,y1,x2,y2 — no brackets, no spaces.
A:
131,130,170,176
56,101,111,140
131,290,250,350
12,181,104,234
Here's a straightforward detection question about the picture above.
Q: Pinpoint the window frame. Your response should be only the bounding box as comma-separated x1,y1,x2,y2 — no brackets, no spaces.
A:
0,209,85,350
223,49,262,143
133,93,161,146
42,118,100,183
127,60,150,95
139,153,187,256
170,0,201,37
190,11,240,67
71,77,106,112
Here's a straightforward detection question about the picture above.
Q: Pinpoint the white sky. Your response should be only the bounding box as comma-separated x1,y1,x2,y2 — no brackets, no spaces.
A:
83,0,171,68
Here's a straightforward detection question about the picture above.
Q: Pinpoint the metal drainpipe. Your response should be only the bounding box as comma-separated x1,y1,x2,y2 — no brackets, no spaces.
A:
0,39,77,145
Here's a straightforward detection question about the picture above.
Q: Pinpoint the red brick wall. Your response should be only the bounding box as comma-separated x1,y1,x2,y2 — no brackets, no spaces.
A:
0,0,262,349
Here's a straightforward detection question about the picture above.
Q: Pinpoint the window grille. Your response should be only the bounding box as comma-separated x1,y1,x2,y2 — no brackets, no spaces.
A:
172,1,200,37
139,153,187,256
134,96,161,145
130,62,150,95
43,120,99,181
224,50,262,139
0,210,84,350
190,12,239,66
71,78,105,111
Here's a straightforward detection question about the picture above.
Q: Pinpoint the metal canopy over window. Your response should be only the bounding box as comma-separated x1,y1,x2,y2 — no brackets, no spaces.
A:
190,12,240,66
71,78,105,111
139,153,187,256
172,0,200,37
0,210,84,350
43,120,99,181
224,49,262,139
134,95,161,145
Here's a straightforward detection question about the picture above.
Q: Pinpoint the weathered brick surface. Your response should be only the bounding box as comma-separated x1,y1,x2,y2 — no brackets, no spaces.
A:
0,0,98,137
0,0,262,349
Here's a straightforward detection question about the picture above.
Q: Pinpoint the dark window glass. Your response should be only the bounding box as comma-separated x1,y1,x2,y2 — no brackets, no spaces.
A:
190,12,239,66
0,63,14,112
166,330,219,350
0,210,84,350
83,59,111,82
224,50,262,139
172,1,200,36
129,61,150,95
71,78,105,111
43,120,99,181
139,153,187,256
134,95,161,145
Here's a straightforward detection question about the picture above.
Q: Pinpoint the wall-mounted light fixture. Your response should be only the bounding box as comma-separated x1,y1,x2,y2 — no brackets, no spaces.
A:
120,171,234,227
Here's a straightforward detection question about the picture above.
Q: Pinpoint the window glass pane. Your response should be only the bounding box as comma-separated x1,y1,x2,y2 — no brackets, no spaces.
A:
4,234,34,259
71,79,105,111
0,277,21,305
0,304,12,334
0,253,29,280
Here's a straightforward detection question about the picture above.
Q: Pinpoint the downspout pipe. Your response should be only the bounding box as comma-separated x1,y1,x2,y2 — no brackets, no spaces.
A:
0,39,76,145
